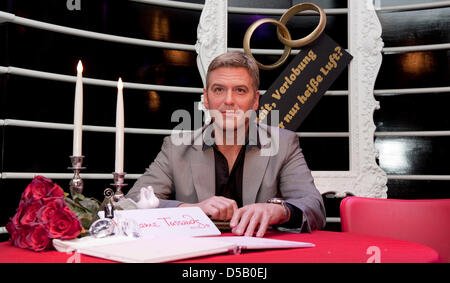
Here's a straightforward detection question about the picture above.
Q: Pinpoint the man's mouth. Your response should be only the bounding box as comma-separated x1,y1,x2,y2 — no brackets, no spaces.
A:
221,110,242,115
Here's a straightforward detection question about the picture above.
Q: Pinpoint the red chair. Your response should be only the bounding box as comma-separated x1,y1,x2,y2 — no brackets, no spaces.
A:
340,197,450,263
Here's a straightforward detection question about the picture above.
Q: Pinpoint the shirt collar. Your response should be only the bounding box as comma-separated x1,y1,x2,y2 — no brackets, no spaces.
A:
202,123,261,151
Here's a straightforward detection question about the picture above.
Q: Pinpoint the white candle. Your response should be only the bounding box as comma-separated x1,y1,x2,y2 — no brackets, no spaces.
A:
73,61,83,156
115,78,125,173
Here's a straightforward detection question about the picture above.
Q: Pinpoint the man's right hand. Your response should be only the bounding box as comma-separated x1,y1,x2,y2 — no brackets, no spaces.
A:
178,196,238,221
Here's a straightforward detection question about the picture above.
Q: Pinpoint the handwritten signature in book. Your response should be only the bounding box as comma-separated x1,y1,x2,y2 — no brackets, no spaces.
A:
138,214,210,230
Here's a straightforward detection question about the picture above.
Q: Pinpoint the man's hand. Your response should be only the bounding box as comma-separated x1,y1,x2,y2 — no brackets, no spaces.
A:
230,203,287,237
178,196,238,221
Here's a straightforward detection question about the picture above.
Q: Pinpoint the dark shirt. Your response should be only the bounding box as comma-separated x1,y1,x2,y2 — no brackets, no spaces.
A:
202,126,302,228
213,145,245,208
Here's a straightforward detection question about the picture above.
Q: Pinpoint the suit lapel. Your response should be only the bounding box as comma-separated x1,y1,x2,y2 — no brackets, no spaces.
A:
242,146,270,206
191,144,270,205
242,123,273,205
190,147,216,202
190,122,272,205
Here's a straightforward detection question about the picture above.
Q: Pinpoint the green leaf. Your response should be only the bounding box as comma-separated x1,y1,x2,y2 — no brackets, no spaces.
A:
80,217,91,231
64,192,102,231
75,193,86,201
79,198,100,214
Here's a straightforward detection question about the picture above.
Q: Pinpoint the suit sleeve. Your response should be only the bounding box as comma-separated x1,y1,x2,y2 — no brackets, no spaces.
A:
125,136,182,208
278,132,326,232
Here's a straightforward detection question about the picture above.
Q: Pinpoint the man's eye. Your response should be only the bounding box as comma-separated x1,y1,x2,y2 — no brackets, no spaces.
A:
213,87,224,93
236,88,247,93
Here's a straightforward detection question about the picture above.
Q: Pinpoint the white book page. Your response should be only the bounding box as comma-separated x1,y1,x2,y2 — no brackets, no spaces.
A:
214,236,315,250
76,237,237,263
53,236,135,253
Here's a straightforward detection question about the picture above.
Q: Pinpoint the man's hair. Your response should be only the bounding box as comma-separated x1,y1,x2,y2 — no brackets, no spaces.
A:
206,51,260,92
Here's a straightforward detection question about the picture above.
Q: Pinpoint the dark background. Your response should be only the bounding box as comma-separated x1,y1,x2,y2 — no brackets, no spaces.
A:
0,0,449,239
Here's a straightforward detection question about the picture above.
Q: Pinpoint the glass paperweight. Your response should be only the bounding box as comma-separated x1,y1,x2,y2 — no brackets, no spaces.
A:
89,218,116,238
116,215,141,238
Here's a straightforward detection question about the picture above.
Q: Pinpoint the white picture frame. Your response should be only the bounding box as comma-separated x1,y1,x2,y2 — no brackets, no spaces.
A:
195,0,388,198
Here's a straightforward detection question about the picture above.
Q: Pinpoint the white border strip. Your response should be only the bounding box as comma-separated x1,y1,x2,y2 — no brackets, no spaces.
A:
388,175,450,181
2,172,450,181
129,0,348,15
376,1,450,12
0,11,195,51
326,217,341,223
4,119,450,138
1,11,448,56
1,119,174,135
228,47,301,56
296,132,349,138
231,42,450,55
3,119,450,138
130,0,204,10
132,0,450,13
382,43,450,54
4,65,449,96
0,119,350,137
374,86,450,95
0,65,346,96
375,131,450,137
229,48,349,56
227,6,347,15
0,172,141,179
1,66,203,93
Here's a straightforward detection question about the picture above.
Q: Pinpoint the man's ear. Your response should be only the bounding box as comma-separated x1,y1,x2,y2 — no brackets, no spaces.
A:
203,88,209,109
252,90,260,110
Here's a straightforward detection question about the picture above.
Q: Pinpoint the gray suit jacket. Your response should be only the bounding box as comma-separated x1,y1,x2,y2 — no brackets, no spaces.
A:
126,124,326,232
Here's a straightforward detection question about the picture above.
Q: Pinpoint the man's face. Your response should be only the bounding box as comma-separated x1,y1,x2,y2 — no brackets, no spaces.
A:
204,67,259,131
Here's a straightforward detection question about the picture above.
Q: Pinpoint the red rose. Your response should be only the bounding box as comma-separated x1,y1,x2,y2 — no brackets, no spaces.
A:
47,206,81,240
10,203,24,226
37,198,66,223
18,200,42,226
5,222,17,240
26,224,52,251
21,176,64,203
7,176,84,252
12,226,32,249
47,184,65,199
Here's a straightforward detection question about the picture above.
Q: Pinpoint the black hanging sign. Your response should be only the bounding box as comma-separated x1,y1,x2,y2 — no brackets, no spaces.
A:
257,33,353,131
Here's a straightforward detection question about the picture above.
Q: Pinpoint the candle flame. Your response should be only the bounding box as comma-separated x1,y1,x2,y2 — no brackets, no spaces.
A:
118,78,124,90
77,61,83,73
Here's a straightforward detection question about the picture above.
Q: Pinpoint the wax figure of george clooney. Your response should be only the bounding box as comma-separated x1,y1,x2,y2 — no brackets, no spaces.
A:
126,51,326,237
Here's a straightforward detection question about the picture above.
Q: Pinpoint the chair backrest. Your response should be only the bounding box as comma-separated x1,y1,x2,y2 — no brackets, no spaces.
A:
340,197,450,263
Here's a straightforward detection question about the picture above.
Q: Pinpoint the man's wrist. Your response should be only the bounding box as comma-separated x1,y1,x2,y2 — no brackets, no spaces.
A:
279,202,291,224
267,198,291,224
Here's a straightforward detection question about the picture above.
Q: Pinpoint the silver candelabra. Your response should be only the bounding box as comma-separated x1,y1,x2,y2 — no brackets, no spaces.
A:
111,172,127,201
68,156,85,197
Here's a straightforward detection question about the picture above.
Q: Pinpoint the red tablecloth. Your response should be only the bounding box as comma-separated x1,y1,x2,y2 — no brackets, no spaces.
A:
0,231,441,263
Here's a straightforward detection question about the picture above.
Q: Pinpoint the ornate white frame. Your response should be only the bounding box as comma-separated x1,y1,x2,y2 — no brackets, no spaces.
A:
195,0,388,198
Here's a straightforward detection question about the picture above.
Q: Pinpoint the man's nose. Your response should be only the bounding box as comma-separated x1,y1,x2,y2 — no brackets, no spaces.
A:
224,89,234,105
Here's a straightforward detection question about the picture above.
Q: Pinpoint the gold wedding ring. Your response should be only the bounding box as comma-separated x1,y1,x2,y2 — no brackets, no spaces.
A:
277,3,326,48
243,18,292,70
243,2,327,70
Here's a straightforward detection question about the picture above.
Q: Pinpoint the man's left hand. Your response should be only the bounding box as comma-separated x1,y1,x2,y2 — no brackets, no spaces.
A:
229,203,287,237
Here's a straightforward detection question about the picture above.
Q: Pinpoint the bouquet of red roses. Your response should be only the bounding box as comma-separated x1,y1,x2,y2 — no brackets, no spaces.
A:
6,176,82,251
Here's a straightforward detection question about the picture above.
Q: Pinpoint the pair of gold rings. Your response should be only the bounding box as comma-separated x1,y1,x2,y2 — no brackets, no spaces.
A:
243,2,327,70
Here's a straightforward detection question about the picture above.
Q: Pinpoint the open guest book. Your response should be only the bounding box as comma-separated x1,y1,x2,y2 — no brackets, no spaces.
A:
53,207,314,263
53,235,315,263
54,236,236,263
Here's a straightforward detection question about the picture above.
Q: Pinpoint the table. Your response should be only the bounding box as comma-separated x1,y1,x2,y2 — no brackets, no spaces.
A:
0,231,441,263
